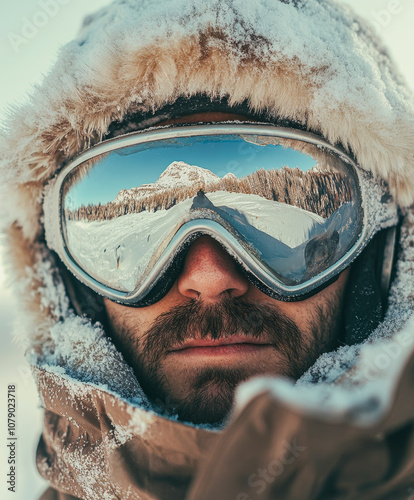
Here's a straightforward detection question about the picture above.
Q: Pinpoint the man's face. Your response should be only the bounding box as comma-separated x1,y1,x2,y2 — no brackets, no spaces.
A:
104,113,350,426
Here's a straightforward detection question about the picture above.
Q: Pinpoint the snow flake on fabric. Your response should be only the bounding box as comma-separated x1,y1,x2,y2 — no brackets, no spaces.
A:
33,314,152,406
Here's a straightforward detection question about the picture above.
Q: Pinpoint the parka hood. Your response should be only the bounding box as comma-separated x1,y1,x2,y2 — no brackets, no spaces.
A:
1,1,414,499
1,0,413,242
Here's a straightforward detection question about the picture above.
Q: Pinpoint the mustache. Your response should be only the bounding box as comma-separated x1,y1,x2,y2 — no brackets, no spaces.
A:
140,297,306,363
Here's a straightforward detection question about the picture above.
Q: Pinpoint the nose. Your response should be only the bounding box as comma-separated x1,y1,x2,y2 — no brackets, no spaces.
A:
177,236,249,302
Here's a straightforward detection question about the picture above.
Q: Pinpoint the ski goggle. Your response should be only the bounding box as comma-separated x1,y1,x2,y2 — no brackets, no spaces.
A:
44,124,398,305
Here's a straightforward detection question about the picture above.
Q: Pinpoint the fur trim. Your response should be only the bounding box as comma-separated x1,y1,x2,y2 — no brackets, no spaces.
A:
4,224,69,350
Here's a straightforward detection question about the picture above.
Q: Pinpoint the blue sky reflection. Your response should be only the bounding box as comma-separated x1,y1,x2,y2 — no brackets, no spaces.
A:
65,135,316,209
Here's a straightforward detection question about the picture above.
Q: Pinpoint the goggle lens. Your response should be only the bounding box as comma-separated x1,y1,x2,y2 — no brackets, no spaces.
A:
60,130,363,298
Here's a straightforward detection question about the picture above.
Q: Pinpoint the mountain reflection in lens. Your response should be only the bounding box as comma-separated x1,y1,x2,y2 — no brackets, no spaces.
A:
61,134,362,292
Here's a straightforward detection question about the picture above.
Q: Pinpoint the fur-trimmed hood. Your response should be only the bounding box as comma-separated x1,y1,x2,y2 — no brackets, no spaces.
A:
1,0,413,242
1,1,414,499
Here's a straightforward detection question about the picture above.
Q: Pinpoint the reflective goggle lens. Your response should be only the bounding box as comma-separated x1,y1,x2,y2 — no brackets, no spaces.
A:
60,130,363,297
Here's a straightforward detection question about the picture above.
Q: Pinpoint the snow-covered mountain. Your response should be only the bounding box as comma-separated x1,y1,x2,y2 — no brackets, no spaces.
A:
157,161,219,187
222,172,238,180
114,161,221,204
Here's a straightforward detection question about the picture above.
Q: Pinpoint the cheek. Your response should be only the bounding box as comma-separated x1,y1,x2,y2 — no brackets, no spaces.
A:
250,269,350,334
104,299,147,337
104,291,181,337
104,281,190,332
276,301,320,337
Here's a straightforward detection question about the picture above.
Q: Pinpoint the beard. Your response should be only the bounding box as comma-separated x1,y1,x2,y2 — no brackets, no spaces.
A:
110,296,341,427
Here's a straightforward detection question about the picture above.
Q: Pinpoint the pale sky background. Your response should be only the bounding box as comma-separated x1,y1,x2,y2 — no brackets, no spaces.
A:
0,1,413,499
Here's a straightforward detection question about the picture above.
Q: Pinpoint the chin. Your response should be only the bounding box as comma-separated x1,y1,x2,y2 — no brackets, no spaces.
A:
163,365,269,426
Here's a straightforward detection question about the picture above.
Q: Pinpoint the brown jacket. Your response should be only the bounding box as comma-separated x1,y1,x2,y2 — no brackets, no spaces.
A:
34,344,414,500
